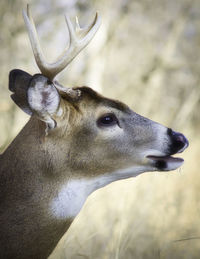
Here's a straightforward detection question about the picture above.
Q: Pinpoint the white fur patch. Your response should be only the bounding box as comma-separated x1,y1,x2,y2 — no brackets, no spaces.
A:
50,165,150,219
50,179,95,219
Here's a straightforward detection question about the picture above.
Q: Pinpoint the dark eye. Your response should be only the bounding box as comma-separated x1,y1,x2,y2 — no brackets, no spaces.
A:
97,113,118,127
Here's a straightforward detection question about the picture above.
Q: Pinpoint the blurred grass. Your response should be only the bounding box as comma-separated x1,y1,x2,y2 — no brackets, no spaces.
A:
0,0,200,258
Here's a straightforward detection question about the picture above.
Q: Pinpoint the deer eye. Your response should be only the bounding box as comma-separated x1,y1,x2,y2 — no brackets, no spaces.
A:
97,113,118,127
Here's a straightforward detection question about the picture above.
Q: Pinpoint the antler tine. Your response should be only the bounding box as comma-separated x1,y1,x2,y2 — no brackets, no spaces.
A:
23,5,50,77
62,12,100,61
77,13,100,43
75,12,98,38
23,4,101,80
65,15,77,45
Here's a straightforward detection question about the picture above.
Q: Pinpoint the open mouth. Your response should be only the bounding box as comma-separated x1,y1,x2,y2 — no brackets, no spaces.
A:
147,155,184,171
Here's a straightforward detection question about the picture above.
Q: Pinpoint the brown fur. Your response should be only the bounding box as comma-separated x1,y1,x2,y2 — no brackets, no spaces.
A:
0,80,187,258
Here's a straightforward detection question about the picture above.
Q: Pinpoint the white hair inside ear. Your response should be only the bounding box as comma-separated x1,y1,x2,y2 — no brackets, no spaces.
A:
27,75,61,134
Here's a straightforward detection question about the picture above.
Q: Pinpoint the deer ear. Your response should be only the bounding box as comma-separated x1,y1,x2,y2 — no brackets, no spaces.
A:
9,70,61,131
9,69,33,115
27,74,61,130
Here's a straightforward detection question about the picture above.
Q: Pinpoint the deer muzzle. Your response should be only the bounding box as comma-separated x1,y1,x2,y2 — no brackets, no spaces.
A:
147,129,189,171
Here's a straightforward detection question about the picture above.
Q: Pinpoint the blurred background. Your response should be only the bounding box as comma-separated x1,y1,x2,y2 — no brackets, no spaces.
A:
1,0,200,258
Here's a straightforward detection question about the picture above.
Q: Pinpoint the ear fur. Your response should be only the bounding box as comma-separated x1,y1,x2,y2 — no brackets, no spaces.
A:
27,74,61,131
9,70,61,133
9,69,33,115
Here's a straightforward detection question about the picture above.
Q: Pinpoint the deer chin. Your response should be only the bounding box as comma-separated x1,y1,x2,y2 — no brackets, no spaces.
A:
147,155,184,171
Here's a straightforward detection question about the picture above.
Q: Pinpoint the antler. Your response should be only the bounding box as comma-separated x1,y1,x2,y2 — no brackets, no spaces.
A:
22,4,101,80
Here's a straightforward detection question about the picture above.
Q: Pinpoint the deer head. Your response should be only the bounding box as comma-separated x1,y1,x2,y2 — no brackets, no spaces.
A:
1,5,189,259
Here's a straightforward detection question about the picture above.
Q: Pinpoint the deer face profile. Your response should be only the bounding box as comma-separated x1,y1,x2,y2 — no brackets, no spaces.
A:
0,5,188,259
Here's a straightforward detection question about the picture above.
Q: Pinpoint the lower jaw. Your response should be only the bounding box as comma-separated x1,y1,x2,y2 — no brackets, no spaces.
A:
147,155,184,171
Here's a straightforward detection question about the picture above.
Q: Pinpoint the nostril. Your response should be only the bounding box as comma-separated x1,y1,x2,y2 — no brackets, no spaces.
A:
174,133,189,147
176,134,185,143
168,130,189,154
173,138,185,151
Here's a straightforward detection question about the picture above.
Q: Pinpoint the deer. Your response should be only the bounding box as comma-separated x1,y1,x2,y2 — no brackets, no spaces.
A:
0,5,189,259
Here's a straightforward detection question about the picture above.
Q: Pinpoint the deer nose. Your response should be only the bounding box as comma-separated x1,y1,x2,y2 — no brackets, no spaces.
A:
167,128,189,154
